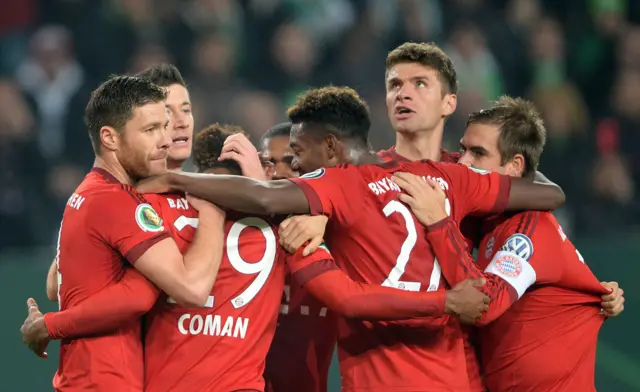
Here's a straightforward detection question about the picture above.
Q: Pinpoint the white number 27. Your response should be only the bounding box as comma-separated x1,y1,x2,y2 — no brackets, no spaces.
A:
381,200,449,292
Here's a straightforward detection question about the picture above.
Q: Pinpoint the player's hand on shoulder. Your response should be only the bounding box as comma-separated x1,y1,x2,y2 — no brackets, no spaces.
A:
392,172,448,226
220,133,266,181
600,281,625,317
187,194,226,226
20,298,50,359
279,215,328,255
445,279,490,324
136,173,176,194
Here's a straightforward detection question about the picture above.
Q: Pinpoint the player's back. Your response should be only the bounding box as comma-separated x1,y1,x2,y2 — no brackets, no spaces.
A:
144,210,286,392
265,272,338,392
55,169,168,392
476,211,605,392
291,160,512,391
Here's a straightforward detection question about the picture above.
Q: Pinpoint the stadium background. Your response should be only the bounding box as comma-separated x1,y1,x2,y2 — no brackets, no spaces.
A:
0,0,638,390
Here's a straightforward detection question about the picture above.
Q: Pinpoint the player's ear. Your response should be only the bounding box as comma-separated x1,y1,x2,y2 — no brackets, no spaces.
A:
100,126,120,152
324,134,339,159
442,93,457,118
505,153,525,177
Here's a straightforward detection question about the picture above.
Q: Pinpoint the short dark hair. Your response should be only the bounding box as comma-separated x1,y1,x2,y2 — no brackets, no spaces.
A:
467,96,546,176
193,123,245,174
287,86,370,145
84,75,167,154
386,42,458,95
261,122,292,144
136,63,186,88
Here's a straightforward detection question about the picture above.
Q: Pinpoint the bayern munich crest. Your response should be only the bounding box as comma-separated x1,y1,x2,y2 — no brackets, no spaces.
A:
493,254,522,277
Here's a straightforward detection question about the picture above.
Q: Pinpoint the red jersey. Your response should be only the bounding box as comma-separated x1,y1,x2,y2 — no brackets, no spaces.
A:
290,161,510,391
144,192,198,252
475,211,607,392
378,147,487,392
53,168,169,392
144,211,335,392
264,271,337,392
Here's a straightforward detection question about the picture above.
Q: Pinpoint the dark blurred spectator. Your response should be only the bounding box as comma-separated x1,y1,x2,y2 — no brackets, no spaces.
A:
15,25,90,164
0,79,49,248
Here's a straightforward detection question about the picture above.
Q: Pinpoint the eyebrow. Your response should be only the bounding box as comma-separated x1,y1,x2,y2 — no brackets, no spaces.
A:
142,121,165,130
461,142,489,155
387,75,430,83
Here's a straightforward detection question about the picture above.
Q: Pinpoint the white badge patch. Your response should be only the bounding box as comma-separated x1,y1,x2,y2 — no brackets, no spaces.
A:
485,250,537,298
135,203,165,233
300,168,326,179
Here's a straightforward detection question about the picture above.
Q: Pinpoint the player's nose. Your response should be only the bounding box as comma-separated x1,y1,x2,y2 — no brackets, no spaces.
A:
159,128,172,150
458,156,472,167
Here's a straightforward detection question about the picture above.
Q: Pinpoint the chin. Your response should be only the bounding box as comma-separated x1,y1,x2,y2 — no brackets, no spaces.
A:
168,152,189,166
147,160,168,176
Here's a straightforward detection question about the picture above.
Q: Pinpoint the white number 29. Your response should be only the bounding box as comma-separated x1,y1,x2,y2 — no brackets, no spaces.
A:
168,216,277,309
382,200,449,292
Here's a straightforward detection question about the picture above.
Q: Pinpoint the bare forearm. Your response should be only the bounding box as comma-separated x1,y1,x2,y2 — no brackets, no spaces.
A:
507,177,565,211
169,172,310,215
183,218,225,302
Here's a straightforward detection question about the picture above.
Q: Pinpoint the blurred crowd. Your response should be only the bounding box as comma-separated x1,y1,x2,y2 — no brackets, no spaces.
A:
1,0,639,249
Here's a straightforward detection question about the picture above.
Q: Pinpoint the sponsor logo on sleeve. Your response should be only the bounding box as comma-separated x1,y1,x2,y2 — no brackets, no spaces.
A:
500,233,534,261
135,203,165,232
300,168,326,179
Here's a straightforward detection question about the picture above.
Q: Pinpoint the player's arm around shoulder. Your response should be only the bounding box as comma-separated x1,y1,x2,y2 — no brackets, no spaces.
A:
133,195,226,307
506,173,565,211
137,171,310,216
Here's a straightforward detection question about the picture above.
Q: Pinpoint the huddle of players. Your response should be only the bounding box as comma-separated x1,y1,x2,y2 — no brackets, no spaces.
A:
20,41,624,392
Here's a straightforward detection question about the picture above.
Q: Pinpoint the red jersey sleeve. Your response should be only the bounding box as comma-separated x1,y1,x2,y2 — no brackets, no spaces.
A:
479,212,608,324
94,187,171,263
435,163,511,219
285,245,447,320
288,166,362,225
424,217,519,326
44,267,159,339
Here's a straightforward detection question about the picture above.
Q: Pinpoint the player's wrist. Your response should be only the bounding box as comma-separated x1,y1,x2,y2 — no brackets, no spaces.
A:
425,216,451,232
38,314,54,340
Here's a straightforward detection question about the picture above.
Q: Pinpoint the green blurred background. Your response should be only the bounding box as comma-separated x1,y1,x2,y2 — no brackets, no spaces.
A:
3,234,638,391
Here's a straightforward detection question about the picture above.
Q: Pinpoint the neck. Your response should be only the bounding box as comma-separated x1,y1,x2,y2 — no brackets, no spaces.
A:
394,127,444,161
167,159,185,172
348,148,383,166
94,155,133,185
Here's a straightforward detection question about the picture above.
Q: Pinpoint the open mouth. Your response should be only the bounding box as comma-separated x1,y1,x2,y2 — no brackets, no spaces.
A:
172,136,189,145
395,106,414,115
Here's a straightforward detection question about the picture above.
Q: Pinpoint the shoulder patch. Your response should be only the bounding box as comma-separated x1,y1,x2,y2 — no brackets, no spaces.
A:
500,233,533,261
469,166,489,175
300,168,326,179
135,203,165,232
493,253,523,277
